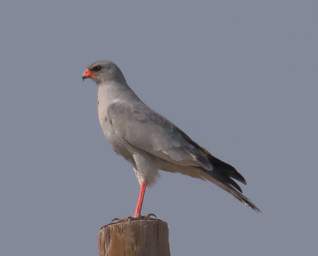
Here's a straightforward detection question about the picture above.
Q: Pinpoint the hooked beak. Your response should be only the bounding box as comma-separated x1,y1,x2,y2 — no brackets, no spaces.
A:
82,68,95,80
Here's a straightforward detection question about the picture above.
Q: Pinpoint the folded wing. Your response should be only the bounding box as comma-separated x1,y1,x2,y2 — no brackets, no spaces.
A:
107,101,260,212
107,101,213,171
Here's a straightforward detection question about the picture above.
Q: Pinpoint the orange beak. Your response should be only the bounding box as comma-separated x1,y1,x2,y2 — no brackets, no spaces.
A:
82,68,95,80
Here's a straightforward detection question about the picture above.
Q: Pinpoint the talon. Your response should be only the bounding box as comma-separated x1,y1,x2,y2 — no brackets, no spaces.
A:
100,224,108,230
111,217,120,223
127,216,135,222
146,213,157,219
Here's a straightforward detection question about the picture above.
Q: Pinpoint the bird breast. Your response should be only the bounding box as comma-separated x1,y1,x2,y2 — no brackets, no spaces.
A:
97,96,134,164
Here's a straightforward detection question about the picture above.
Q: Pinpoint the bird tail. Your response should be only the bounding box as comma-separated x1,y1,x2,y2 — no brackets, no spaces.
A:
202,154,261,212
170,126,260,211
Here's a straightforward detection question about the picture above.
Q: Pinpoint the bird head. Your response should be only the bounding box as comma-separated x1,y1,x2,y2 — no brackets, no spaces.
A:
82,60,126,84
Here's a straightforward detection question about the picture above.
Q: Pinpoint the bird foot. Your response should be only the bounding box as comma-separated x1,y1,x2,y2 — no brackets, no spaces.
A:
101,213,159,228
144,213,158,219
110,217,121,224
132,213,158,220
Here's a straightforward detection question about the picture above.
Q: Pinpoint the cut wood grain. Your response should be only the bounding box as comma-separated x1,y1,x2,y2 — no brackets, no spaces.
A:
99,218,170,256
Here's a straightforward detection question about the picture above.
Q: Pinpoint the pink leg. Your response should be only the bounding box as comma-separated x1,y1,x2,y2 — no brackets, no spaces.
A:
134,182,147,218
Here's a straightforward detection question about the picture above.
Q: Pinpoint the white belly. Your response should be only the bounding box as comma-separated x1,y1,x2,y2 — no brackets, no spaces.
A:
97,98,134,163
97,101,112,140
96,85,159,185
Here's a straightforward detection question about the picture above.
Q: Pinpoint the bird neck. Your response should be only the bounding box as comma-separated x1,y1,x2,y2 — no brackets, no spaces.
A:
97,81,136,109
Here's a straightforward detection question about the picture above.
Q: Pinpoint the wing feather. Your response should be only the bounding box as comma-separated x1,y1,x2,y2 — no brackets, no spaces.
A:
107,102,212,170
107,102,260,211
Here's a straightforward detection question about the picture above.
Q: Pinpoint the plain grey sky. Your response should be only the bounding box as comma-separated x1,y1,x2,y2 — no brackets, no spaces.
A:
0,0,317,255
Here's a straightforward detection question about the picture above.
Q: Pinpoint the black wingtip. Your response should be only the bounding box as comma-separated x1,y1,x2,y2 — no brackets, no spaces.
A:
202,170,261,212
206,154,247,185
227,178,243,193
243,198,262,213
233,190,261,213
232,171,247,185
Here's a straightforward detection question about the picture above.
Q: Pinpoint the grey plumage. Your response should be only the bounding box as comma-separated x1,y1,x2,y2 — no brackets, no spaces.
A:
83,60,260,213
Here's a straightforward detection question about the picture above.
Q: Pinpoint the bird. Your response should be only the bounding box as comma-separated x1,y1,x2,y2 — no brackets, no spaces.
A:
82,60,260,217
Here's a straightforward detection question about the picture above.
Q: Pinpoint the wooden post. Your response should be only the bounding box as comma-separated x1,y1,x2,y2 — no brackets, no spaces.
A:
98,218,170,256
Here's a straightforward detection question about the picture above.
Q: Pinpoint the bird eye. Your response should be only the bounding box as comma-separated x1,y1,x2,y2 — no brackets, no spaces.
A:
91,65,102,72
